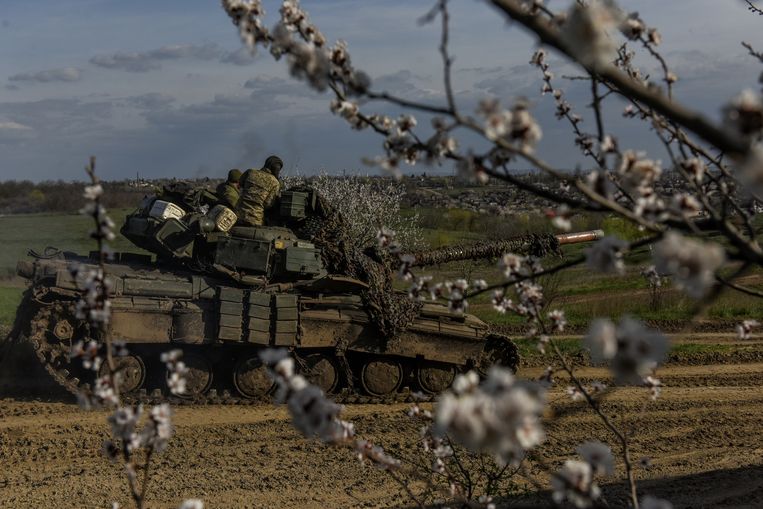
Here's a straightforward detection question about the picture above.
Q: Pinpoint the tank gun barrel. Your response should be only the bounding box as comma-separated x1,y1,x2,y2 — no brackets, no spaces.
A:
407,229,604,267
556,230,605,245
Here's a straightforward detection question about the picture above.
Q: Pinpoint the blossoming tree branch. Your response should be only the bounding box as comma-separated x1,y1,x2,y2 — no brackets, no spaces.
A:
215,1,763,508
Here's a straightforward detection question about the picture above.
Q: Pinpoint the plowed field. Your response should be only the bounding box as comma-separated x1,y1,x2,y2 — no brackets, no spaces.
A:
1,333,762,508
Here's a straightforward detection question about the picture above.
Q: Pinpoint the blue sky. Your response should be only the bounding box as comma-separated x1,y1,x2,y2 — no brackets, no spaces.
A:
0,0,760,181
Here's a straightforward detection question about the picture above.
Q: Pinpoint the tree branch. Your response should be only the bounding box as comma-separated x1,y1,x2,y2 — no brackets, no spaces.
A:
489,0,750,156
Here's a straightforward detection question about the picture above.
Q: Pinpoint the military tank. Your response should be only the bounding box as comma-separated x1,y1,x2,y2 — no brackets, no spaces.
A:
10,182,603,404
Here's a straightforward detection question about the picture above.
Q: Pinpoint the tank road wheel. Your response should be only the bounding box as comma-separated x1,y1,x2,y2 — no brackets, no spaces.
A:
100,355,145,394
360,359,402,397
478,334,520,376
233,356,274,399
417,361,456,395
301,354,339,394
52,319,74,342
170,353,213,398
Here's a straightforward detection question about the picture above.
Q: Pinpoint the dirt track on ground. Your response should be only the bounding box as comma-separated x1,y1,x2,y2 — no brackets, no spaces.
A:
1,352,762,508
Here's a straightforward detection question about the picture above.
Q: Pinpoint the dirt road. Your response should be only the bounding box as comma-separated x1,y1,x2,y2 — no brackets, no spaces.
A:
1,357,762,508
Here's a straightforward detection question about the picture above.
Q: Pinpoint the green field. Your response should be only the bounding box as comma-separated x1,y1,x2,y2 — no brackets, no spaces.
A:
0,210,138,325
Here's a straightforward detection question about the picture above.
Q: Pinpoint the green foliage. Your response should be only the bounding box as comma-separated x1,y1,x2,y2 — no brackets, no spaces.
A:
28,189,45,203
601,216,643,241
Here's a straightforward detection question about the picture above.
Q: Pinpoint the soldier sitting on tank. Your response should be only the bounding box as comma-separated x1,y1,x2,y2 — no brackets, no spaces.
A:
215,169,242,209
236,156,283,226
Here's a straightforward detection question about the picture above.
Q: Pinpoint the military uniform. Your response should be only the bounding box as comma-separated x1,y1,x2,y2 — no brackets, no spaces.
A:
215,181,240,209
236,168,281,226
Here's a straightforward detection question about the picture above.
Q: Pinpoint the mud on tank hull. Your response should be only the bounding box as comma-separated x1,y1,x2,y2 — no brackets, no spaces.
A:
14,253,518,404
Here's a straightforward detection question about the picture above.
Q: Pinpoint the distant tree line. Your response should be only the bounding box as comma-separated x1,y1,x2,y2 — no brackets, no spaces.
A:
0,173,566,215
0,181,154,214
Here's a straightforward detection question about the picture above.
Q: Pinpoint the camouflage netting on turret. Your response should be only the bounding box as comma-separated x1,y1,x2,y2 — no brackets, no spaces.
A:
293,188,422,339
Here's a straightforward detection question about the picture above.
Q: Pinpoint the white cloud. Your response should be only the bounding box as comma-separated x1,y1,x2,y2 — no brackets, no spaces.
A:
0,121,33,130
90,43,222,72
8,67,82,84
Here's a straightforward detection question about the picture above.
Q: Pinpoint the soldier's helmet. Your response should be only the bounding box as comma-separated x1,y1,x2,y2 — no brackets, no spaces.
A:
263,155,283,177
227,169,242,183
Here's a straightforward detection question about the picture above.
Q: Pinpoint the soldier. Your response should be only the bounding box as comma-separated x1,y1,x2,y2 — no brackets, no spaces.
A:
215,169,242,209
236,156,283,226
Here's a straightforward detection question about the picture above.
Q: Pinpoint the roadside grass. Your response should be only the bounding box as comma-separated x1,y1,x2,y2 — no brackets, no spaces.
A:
514,337,745,364
0,286,23,326
473,284,763,328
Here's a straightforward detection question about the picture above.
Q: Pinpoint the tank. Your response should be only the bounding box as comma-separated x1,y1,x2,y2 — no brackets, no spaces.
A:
8,182,603,403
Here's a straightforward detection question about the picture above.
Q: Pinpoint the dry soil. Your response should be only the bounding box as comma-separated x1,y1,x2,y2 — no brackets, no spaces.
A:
1,339,762,508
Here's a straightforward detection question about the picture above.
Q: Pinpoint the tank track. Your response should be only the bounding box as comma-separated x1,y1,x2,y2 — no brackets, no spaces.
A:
26,300,519,407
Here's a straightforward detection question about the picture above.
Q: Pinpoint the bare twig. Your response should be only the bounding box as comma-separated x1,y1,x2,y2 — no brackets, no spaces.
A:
745,0,763,16
489,0,750,156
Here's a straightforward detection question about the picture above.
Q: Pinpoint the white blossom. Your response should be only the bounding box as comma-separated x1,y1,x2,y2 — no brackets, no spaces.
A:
95,375,119,407
451,371,480,395
619,12,645,40
492,290,513,314
584,318,617,364
548,310,566,332
550,204,572,232
586,236,627,274
654,232,725,299
669,193,701,216
643,375,662,400
586,170,616,200
260,349,355,444
567,385,585,401
455,156,489,184
515,281,544,318
737,319,759,340
577,441,615,476
179,500,205,509
108,406,142,442
723,89,763,137
618,150,662,197
612,317,669,384
355,440,400,470
434,367,545,465
500,253,524,277
472,279,488,291
599,134,616,153
561,0,621,69
510,101,543,152
647,28,662,46
641,496,673,509
551,460,601,508
408,276,433,301
162,350,188,395
537,334,550,354
83,184,103,200
680,158,706,184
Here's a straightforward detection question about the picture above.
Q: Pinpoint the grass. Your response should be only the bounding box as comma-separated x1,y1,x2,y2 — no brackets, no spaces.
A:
514,337,745,364
0,209,139,277
0,286,23,326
